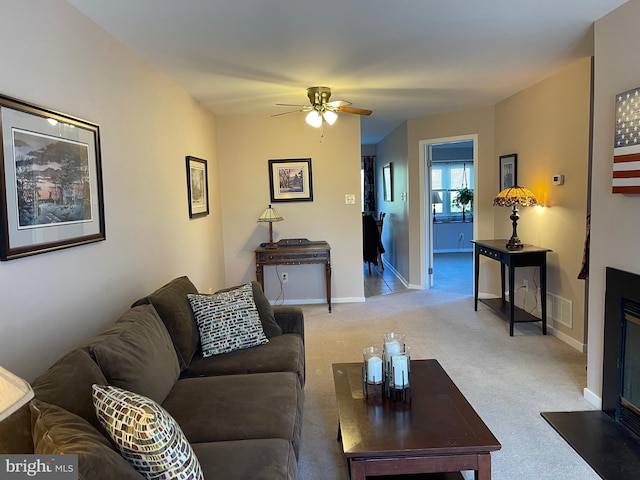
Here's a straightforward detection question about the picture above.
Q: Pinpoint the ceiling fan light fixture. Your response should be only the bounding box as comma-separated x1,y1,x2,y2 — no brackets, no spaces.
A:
323,109,338,125
305,110,322,128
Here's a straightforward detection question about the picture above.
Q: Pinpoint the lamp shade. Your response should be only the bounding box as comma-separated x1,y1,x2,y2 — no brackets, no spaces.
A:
493,186,538,207
257,205,283,223
305,110,323,128
0,366,34,421
323,109,338,125
431,191,442,204
493,186,538,249
258,205,283,247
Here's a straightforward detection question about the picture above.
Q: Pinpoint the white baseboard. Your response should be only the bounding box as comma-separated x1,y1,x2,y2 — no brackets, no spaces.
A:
271,297,365,307
547,325,587,352
583,388,602,409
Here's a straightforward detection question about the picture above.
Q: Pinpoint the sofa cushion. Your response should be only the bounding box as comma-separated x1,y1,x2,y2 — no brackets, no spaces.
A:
192,439,297,480
188,284,268,357
32,348,108,435
216,281,282,338
183,334,305,385
30,399,143,480
131,276,200,370
162,372,303,457
86,305,180,404
0,403,32,454
92,384,203,480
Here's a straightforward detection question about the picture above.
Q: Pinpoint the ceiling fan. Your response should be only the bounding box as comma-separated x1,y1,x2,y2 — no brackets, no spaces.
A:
274,86,373,128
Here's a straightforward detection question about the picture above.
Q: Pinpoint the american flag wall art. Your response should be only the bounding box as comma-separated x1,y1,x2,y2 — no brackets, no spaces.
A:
613,87,640,194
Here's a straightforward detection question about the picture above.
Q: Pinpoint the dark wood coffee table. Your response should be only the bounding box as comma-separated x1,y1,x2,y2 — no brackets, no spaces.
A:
332,360,501,479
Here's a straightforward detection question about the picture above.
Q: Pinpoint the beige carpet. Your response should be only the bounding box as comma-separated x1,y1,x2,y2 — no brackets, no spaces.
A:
295,288,600,480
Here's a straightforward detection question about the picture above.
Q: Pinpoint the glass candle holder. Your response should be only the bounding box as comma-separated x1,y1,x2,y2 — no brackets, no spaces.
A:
362,346,384,385
388,345,411,390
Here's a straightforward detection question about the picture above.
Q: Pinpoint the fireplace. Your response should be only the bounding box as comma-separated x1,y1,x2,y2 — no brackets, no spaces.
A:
602,267,640,434
618,299,640,436
541,267,640,479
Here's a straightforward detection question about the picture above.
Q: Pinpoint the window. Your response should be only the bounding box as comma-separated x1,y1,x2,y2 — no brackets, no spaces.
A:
432,161,473,221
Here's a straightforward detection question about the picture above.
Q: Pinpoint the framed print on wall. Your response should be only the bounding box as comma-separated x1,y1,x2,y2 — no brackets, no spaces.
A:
499,153,517,191
0,94,105,261
383,162,393,201
268,158,313,202
186,156,209,218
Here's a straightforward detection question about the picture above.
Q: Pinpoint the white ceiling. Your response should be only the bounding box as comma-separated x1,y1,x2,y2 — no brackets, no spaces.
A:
68,0,626,144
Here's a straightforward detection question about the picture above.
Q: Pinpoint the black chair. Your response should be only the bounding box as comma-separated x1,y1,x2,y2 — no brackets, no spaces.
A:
363,213,386,275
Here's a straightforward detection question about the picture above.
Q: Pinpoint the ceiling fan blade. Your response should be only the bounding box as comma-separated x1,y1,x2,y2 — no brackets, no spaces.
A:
271,110,303,117
276,103,307,107
328,100,352,108
336,106,373,116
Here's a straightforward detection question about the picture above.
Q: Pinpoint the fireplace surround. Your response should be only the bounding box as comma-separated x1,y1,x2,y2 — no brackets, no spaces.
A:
602,267,640,428
541,267,640,479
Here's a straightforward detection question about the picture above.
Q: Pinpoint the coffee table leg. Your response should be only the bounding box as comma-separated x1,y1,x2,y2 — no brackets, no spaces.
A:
475,452,492,480
350,460,366,480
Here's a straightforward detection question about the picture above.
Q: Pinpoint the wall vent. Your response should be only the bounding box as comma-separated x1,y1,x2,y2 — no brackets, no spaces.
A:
545,292,573,328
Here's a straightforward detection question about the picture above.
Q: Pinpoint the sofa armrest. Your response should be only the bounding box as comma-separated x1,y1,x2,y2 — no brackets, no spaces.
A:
273,306,304,343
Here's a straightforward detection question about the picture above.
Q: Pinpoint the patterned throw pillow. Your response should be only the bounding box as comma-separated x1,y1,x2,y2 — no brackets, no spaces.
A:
92,384,203,480
187,283,268,357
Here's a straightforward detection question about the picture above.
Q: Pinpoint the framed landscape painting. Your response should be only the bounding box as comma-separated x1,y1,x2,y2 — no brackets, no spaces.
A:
0,94,105,261
186,156,209,218
268,158,313,202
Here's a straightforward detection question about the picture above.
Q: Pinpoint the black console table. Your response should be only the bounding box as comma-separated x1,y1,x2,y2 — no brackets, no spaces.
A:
472,239,551,336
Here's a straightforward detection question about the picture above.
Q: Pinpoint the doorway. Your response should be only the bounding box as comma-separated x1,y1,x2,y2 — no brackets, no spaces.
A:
420,135,477,293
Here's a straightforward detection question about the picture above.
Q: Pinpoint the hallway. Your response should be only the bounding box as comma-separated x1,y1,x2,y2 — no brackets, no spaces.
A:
363,252,472,297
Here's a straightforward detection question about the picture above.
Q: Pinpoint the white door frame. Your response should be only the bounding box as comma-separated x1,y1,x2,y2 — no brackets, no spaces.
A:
418,134,478,289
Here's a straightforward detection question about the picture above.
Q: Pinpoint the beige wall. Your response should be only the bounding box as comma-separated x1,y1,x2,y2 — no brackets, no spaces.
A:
216,113,365,304
405,106,496,289
376,122,409,283
495,57,592,349
0,0,223,380
587,0,640,406
378,60,592,350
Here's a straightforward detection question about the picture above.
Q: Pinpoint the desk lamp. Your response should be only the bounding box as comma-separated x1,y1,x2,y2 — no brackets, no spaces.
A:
493,186,538,249
431,192,442,222
0,365,33,421
257,205,283,248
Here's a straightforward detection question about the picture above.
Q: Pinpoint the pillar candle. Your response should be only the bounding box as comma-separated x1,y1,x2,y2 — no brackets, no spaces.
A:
385,340,401,355
392,355,409,387
367,356,383,383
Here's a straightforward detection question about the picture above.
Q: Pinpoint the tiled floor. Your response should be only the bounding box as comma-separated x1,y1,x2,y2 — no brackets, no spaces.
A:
362,261,406,297
363,252,473,297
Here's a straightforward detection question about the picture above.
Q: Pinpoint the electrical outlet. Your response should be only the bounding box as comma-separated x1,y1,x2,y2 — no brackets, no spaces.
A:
522,279,528,291
280,272,288,283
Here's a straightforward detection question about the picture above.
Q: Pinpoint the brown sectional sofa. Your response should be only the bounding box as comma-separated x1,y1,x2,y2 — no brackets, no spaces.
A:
0,276,305,480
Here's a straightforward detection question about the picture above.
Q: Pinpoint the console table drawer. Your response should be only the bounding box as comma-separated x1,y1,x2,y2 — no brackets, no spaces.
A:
477,246,501,260
257,251,329,264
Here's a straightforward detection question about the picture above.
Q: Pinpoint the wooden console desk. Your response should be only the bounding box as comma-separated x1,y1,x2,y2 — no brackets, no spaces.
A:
472,239,551,336
255,238,332,312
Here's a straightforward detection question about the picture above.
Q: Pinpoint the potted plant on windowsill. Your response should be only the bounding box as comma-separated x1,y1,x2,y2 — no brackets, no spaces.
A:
453,188,474,222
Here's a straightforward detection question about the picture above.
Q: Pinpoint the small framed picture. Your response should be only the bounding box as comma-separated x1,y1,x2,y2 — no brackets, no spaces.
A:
186,156,209,218
268,158,313,202
499,153,517,191
0,94,105,260
383,163,393,201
